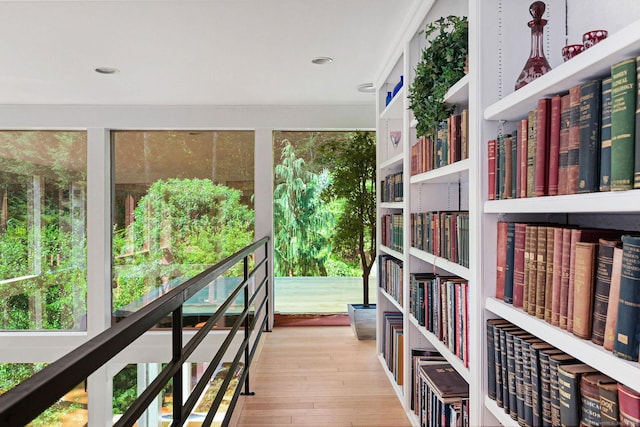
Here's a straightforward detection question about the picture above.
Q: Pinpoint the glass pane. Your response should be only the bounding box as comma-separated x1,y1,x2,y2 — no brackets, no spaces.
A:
0,131,87,331
112,131,255,321
272,131,377,315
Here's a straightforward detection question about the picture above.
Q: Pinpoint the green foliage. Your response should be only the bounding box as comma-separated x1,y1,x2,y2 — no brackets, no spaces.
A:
318,131,376,305
273,140,334,277
113,179,254,311
112,365,138,414
409,15,468,139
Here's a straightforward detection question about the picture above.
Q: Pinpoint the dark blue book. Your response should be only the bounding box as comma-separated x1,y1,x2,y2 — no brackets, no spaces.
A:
577,79,602,193
613,234,640,360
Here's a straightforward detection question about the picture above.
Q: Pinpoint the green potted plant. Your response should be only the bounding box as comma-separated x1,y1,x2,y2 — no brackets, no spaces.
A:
319,131,377,339
409,15,469,140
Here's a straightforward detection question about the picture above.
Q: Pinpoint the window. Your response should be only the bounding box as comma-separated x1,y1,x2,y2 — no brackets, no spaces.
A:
112,131,255,322
0,131,87,331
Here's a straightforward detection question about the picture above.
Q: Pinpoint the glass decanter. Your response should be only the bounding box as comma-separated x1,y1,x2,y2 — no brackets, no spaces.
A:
515,1,552,90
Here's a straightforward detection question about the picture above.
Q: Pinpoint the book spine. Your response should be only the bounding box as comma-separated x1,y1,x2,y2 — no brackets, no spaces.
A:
527,109,537,198
497,134,505,199
548,95,562,196
512,129,518,198
529,344,543,427
577,79,602,193
514,223,527,308
599,382,619,427
488,139,497,200
572,241,598,340
567,84,582,194
515,338,526,421
549,359,563,427
635,55,640,188
558,94,571,195
567,229,581,333
495,325,505,407
600,77,613,192
519,119,529,198
613,234,640,360
618,383,640,427
508,334,520,417
505,134,513,199
558,367,581,427
527,225,539,316
535,225,548,319
496,221,508,300
505,223,516,304
611,57,637,191
551,227,564,327
523,341,534,427
559,228,572,330
603,246,624,351
536,98,551,196
580,375,603,427
591,239,620,346
539,350,556,427
543,227,555,323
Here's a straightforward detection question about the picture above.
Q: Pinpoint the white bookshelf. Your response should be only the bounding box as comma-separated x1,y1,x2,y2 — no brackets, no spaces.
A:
375,1,640,426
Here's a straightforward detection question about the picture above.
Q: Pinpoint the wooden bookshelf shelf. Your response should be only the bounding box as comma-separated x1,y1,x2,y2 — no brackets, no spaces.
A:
486,297,640,392
380,201,404,210
444,73,470,106
380,288,404,312
408,316,470,383
380,87,405,121
410,158,470,185
379,245,405,262
484,395,519,427
409,247,470,279
381,152,404,170
484,190,640,213
484,20,640,121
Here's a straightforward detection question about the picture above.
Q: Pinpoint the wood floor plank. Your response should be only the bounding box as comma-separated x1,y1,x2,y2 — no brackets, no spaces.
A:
229,326,410,427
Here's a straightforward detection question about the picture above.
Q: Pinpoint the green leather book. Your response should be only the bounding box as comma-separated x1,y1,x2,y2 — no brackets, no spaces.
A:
600,76,613,191
610,57,636,191
613,234,640,360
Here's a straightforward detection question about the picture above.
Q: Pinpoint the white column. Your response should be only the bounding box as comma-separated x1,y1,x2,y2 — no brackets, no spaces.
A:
253,128,273,330
86,128,112,424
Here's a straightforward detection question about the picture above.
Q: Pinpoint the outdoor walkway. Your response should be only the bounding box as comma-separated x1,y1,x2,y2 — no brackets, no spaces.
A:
229,326,411,427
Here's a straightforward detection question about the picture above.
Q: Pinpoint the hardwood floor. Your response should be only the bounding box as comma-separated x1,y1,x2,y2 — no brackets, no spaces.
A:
229,326,412,427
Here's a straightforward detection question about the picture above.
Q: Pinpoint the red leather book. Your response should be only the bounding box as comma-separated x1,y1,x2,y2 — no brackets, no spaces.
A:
572,241,598,339
488,139,497,200
567,85,582,194
496,221,508,300
558,94,571,195
619,383,640,427
544,226,556,323
535,98,551,196
525,224,539,315
513,223,527,308
547,95,562,196
518,119,528,198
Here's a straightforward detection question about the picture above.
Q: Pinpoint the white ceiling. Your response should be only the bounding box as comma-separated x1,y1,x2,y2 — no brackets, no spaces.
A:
0,0,420,107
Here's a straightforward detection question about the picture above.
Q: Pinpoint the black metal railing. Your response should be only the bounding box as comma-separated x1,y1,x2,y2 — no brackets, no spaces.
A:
0,236,270,427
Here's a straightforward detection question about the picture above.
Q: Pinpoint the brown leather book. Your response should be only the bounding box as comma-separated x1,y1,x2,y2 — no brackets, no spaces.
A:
572,241,598,339
603,246,623,351
547,95,562,196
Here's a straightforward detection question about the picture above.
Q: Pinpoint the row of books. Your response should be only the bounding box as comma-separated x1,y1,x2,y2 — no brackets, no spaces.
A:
487,319,640,427
381,171,403,203
378,255,403,306
495,222,640,362
411,349,469,427
382,311,404,387
487,55,640,200
409,273,469,367
410,211,470,267
410,109,469,176
381,213,403,252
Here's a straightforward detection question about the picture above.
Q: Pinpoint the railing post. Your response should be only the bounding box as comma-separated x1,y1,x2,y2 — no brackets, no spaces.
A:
172,306,183,424
241,255,255,396
265,240,272,332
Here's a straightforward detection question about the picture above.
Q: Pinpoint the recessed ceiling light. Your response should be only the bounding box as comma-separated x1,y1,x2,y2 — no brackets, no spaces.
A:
95,67,119,74
357,83,376,93
311,57,333,65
